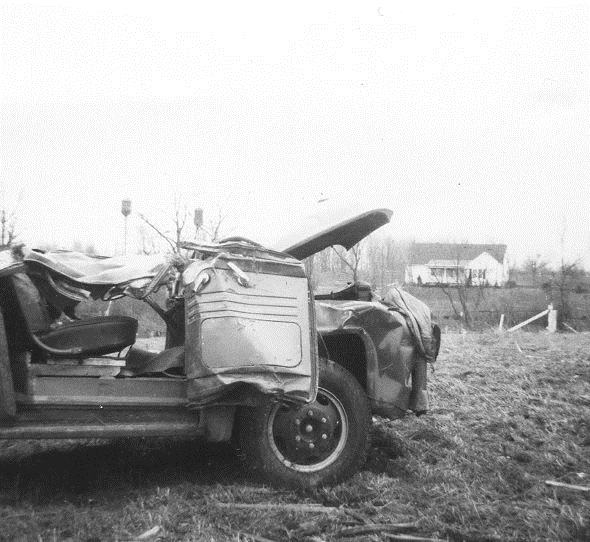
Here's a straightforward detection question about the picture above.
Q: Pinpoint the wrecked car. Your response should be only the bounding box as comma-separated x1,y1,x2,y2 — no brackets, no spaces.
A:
0,209,439,488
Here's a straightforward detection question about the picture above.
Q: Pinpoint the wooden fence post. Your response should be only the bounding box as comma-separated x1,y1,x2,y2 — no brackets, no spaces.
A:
507,307,550,333
547,304,557,333
498,314,505,332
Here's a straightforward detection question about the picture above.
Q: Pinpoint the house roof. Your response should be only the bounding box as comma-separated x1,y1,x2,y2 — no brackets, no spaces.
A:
409,243,507,265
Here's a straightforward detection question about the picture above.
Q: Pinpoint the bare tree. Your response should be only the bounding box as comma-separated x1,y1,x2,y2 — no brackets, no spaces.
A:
0,209,15,248
553,218,582,324
203,204,231,242
309,236,410,295
314,246,333,274
0,191,25,259
172,194,189,249
331,241,365,283
138,212,179,253
137,195,197,253
432,249,487,330
521,254,550,286
365,236,410,292
138,197,231,254
553,259,584,324
304,242,363,294
137,223,159,255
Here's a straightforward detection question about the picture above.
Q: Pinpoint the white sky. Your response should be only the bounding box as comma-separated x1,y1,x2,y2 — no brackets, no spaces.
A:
1,1,588,266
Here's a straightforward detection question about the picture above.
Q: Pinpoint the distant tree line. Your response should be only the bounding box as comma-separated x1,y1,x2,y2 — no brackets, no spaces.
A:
308,236,411,295
0,207,25,260
309,236,588,331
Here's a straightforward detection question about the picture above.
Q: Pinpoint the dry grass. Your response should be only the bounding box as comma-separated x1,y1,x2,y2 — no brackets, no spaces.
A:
405,286,590,331
1,331,589,541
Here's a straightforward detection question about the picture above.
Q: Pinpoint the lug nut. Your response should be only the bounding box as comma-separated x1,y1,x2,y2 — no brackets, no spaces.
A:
322,434,328,440
308,410,314,416
295,435,301,442
295,419,301,425
305,424,313,433
321,417,327,423
309,443,315,449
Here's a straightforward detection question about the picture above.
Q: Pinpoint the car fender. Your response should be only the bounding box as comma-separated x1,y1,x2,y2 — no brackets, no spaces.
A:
315,300,427,418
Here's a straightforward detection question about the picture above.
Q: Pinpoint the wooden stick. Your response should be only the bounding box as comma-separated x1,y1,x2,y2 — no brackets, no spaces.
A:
338,523,418,537
343,508,375,525
545,480,590,492
214,502,341,514
507,309,549,332
383,535,447,542
563,322,579,334
133,526,161,540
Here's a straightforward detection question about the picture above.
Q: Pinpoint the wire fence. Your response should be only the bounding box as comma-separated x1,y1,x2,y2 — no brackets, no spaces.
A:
437,307,589,332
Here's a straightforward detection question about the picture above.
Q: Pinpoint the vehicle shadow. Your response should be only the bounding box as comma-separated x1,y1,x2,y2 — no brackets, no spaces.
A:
0,427,402,505
0,437,246,505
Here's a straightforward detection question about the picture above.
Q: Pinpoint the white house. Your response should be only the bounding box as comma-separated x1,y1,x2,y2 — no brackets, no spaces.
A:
405,243,508,287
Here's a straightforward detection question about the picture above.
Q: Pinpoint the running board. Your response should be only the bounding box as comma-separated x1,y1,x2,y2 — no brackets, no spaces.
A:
0,408,203,440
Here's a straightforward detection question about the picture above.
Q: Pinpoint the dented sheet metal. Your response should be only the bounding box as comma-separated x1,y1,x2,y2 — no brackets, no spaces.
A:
382,287,436,363
316,300,429,418
183,249,318,408
25,250,167,286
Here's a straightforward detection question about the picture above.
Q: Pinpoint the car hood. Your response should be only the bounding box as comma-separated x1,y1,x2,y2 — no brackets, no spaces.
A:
272,208,393,260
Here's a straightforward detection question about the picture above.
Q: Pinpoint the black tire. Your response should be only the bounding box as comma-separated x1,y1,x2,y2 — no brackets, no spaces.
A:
238,360,371,489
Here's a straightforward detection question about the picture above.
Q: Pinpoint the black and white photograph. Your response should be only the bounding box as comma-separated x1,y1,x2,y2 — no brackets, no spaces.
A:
0,1,588,540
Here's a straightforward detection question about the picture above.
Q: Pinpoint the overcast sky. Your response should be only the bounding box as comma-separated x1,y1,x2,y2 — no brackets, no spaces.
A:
1,1,588,265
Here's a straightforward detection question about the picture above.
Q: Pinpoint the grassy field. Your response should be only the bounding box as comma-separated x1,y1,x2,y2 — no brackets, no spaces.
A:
0,331,589,541
405,286,590,331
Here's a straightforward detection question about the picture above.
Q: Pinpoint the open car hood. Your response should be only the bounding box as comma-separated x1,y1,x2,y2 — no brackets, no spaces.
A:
273,208,393,260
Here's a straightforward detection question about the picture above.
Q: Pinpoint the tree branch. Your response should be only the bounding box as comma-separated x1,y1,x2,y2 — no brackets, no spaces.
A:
332,242,363,282
138,213,177,252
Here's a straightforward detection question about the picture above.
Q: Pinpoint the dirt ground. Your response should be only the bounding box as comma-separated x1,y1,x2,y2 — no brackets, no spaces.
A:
0,331,589,541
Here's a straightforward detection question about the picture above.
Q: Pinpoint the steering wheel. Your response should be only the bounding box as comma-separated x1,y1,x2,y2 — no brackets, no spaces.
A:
219,236,264,248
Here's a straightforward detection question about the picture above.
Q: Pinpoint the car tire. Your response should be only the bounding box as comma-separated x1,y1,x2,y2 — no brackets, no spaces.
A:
238,359,371,489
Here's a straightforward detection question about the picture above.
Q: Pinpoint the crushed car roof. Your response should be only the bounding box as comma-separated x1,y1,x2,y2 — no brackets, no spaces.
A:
273,208,393,260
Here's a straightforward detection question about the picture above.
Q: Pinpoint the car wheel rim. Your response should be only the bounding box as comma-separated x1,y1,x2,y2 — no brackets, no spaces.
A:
268,387,349,473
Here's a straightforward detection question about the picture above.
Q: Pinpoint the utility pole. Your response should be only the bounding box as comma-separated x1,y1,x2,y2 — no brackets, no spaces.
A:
121,199,131,255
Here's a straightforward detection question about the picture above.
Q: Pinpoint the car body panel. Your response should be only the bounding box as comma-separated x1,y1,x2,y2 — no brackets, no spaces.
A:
273,208,393,260
316,299,429,419
25,250,167,286
182,248,318,407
